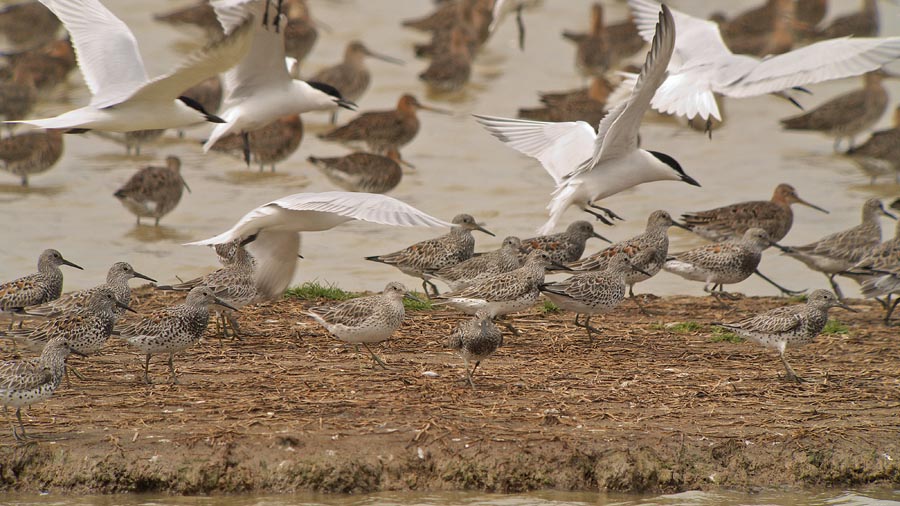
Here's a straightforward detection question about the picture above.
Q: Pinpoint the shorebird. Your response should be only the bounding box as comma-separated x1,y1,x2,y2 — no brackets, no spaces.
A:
781,72,889,151
663,228,773,302
319,94,450,154
843,220,900,320
815,0,878,40
447,309,503,388
718,289,854,382
307,282,417,369
308,148,404,194
185,191,452,300
9,0,253,133
517,77,612,125
722,0,795,57
476,5,700,235
0,70,37,127
0,1,60,48
402,0,461,32
202,8,355,166
858,262,900,324
0,337,78,441
846,105,900,183
618,0,900,128
1,37,76,91
157,241,257,339
782,198,895,298
0,128,64,186
210,114,303,172
413,0,492,59
118,286,236,384
26,262,154,318
114,155,190,226
0,249,82,330
561,3,611,76
366,213,494,296
429,236,523,291
542,253,649,343
311,41,403,123
419,26,472,93
681,184,828,243
519,221,610,264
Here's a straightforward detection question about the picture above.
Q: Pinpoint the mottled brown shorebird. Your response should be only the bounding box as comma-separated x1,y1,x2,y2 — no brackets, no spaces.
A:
413,0,492,59
114,155,190,226
782,198,895,298
846,105,900,183
519,221,610,265
211,115,303,172
562,3,610,76
311,41,403,123
517,77,612,125
308,148,404,194
419,26,472,93
0,249,82,330
430,236,523,291
402,0,462,32
0,129,63,186
0,69,37,128
724,0,795,57
0,0,60,48
815,0,878,40
1,38,76,91
447,309,502,388
27,262,154,318
681,183,828,243
781,71,889,151
318,94,450,154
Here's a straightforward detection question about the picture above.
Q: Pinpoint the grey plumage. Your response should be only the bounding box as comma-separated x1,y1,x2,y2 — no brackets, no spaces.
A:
431,236,523,291
0,249,82,329
519,220,609,264
447,309,502,388
27,261,154,318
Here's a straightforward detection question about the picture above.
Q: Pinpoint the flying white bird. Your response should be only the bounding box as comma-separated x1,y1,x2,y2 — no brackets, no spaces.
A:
489,0,528,50
618,0,900,127
8,0,254,133
185,191,452,300
203,2,356,165
475,4,700,235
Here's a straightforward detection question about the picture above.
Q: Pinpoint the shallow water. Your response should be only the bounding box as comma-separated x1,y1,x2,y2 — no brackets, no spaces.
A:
4,0,900,298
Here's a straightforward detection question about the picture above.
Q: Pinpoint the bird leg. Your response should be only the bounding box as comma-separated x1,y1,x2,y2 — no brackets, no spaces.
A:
329,111,338,125
14,408,26,442
463,357,475,389
883,297,900,326
225,312,243,340
780,352,804,383
754,269,806,296
143,354,152,384
168,353,179,384
262,0,271,27
588,203,624,222
242,132,251,168
422,279,440,297
826,274,845,301
573,314,600,343
515,4,525,50
583,208,615,226
274,0,284,32
496,317,520,336
362,343,388,369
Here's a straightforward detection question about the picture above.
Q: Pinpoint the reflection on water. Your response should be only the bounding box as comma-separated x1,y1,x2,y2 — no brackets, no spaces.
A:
1,489,899,506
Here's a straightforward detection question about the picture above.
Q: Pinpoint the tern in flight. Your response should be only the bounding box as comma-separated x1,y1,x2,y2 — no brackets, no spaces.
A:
475,4,700,235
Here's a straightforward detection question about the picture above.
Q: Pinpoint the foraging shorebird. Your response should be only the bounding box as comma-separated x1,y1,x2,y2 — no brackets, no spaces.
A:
781,72,889,151
846,105,900,183
518,221,610,264
0,128,64,186
27,262,154,318
307,282,418,369
781,198,895,298
419,26,472,93
311,41,403,123
202,10,355,167
118,286,236,384
681,184,828,243
185,191,452,301
0,249,82,329
517,77,612,125
319,94,450,154
448,309,503,388
210,114,303,172
366,214,494,296
0,338,78,441
308,148,404,194
114,155,190,226
476,5,700,235
718,289,854,383
663,228,773,301
430,236,523,291
815,0,879,40
542,253,649,343
8,0,253,133
618,0,900,128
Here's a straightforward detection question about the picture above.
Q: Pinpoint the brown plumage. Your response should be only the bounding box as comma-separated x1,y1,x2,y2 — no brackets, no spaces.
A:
562,3,610,76
181,76,222,116
114,156,189,226
154,1,220,34
724,0,795,57
311,41,402,123
1,38,76,90
846,106,900,183
720,0,778,42
518,77,612,124
0,129,64,186
815,0,878,40
795,0,828,37
0,68,37,125
0,1,60,48
419,27,472,92
402,0,460,32
211,115,303,172
413,0,491,58
308,148,403,194
606,17,645,63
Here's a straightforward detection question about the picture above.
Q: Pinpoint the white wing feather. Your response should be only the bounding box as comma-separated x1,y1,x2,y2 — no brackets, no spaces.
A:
221,13,291,107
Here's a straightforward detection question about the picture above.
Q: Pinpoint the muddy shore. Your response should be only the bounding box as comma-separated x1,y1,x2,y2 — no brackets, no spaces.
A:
0,287,897,495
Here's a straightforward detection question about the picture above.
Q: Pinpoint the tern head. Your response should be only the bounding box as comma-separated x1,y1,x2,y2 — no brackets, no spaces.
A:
178,96,225,123
773,184,828,214
306,81,357,111
648,151,700,188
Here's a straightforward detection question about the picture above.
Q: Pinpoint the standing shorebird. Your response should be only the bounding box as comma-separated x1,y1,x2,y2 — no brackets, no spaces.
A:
114,155,190,226
318,94,450,154
210,115,303,172
366,214,494,296
518,221,610,264
846,105,900,183
858,262,900,324
718,290,854,383
663,228,773,301
0,249,82,330
26,262,155,318
430,236,523,291
0,70,37,128
117,286,236,384
0,128,64,187
782,198,895,298
561,3,610,76
0,338,78,441
447,309,503,388
2,38,77,91
681,184,828,243
307,282,418,369
419,26,472,93
781,72,889,151
311,40,403,123
815,0,878,40
542,254,649,343
517,77,612,125
308,148,405,194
